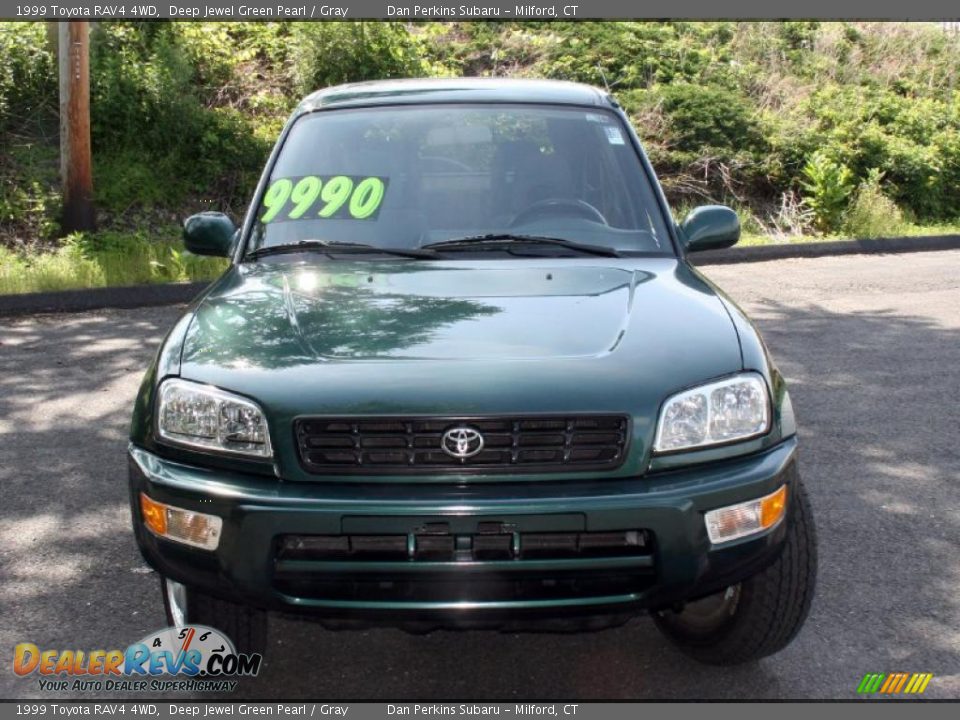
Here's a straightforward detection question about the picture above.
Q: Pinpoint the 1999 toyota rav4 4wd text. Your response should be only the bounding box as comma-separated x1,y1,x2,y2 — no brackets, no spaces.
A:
129,79,817,665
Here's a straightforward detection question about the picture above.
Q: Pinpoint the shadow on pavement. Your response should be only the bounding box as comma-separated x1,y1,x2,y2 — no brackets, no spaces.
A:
0,307,182,688
0,293,957,699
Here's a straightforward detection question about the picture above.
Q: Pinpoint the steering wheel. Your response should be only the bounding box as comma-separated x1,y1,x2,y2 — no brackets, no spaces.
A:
510,198,609,227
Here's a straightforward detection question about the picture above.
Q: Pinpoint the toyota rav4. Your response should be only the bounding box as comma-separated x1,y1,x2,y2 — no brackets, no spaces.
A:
129,78,817,665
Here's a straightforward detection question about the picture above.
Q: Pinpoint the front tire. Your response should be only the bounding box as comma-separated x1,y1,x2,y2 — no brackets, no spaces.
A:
653,477,818,665
160,577,268,656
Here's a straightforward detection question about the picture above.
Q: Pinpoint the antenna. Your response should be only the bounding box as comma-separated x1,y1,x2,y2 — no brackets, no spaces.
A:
596,65,611,92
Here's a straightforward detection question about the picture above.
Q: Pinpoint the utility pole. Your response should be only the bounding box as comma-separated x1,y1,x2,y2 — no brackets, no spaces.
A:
58,21,95,233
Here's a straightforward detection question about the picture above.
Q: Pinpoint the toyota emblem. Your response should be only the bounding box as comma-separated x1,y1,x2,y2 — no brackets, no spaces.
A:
441,426,484,459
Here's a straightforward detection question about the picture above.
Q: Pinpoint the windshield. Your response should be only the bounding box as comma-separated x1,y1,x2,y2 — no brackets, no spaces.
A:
248,104,673,256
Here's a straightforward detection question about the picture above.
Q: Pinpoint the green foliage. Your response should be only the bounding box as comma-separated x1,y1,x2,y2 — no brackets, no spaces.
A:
3,19,960,272
0,141,61,244
655,84,760,152
800,152,855,231
769,85,960,219
0,229,228,294
842,169,906,238
0,23,57,133
520,22,737,88
291,22,427,95
89,23,271,211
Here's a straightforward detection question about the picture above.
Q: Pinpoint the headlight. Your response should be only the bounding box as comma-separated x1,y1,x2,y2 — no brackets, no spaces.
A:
156,379,272,458
653,373,770,453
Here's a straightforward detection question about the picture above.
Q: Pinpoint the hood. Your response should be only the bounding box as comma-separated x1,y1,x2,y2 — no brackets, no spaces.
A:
178,258,743,476
182,259,738,365
186,261,662,364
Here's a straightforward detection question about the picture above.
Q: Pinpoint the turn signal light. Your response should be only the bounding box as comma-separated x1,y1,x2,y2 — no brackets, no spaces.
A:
705,485,788,544
140,493,222,551
140,493,167,536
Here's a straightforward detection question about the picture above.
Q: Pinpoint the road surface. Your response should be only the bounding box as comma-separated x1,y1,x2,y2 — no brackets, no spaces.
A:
1,251,958,699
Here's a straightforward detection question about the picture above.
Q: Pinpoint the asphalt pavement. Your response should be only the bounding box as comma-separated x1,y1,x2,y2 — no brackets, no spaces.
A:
1,251,958,700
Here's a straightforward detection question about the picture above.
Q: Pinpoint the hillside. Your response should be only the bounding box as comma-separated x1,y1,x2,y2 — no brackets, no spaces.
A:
1,21,959,290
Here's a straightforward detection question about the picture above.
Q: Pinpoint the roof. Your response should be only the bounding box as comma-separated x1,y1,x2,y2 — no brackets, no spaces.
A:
296,78,614,114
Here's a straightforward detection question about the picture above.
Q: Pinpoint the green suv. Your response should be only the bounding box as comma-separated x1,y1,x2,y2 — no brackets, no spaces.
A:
129,79,817,665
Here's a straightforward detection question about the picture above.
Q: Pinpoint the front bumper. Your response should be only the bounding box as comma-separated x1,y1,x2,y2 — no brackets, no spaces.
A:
128,437,798,624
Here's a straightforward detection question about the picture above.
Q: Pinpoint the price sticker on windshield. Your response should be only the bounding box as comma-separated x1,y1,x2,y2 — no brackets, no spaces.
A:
259,175,389,223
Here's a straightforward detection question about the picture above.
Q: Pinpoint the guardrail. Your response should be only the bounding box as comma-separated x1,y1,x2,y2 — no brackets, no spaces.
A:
2,234,959,317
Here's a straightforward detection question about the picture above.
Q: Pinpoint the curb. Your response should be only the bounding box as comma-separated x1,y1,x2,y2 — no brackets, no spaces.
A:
0,281,207,317
690,233,960,265
2,234,959,317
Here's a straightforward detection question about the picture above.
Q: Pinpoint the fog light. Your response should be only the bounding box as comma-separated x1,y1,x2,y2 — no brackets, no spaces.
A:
140,493,222,551
705,485,788,544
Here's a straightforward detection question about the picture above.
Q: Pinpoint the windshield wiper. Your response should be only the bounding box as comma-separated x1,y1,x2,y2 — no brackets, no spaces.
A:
422,233,621,258
247,240,436,260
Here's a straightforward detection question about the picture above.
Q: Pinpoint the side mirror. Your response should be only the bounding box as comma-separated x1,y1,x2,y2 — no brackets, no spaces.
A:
183,212,236,257
679,205,740,253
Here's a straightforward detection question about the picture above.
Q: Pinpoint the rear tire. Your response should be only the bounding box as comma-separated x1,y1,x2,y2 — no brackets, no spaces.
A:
160,577,268,656
653,477,817,665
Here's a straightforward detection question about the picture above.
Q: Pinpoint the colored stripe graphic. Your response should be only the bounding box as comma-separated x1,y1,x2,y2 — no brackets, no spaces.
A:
893,673,909,693
857,673,933,694
879,674,896,693
908,674,933,694
857,673,886,693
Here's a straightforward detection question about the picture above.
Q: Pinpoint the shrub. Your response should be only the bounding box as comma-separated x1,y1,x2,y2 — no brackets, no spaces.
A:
525,22,737,88
619,82,767,202
0,142,61,244
800,152,855,232
0,23,57,133
843,170,906,238
4,20,960,251
655,83,762,153
291,23,426,95
89,23,269,211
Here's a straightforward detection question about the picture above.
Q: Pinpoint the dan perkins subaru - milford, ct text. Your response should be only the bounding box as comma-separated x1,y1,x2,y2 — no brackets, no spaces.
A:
167,5,348,17
387,5,578,16
387,707,575,716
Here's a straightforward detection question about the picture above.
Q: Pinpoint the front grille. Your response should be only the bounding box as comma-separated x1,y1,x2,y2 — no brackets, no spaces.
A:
277,529,651,563
273,530,655,605
294,415,629,474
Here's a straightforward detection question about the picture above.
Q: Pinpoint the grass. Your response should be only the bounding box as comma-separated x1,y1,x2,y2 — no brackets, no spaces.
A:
739,220,960,247
0,230,228,295
1,221,958,296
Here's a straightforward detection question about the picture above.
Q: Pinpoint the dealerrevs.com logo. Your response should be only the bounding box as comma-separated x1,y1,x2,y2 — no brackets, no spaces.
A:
13,626,261,693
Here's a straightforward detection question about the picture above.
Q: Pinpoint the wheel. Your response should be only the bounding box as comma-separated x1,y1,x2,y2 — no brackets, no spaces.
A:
510,198,608,227
161,577,268,656
653,477,817,665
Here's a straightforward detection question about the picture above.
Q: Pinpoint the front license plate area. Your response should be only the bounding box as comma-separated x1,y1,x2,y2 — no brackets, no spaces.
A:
340,513,586,535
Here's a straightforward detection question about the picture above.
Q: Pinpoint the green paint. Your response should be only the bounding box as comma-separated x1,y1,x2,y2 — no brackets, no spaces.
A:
128,80,808,626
